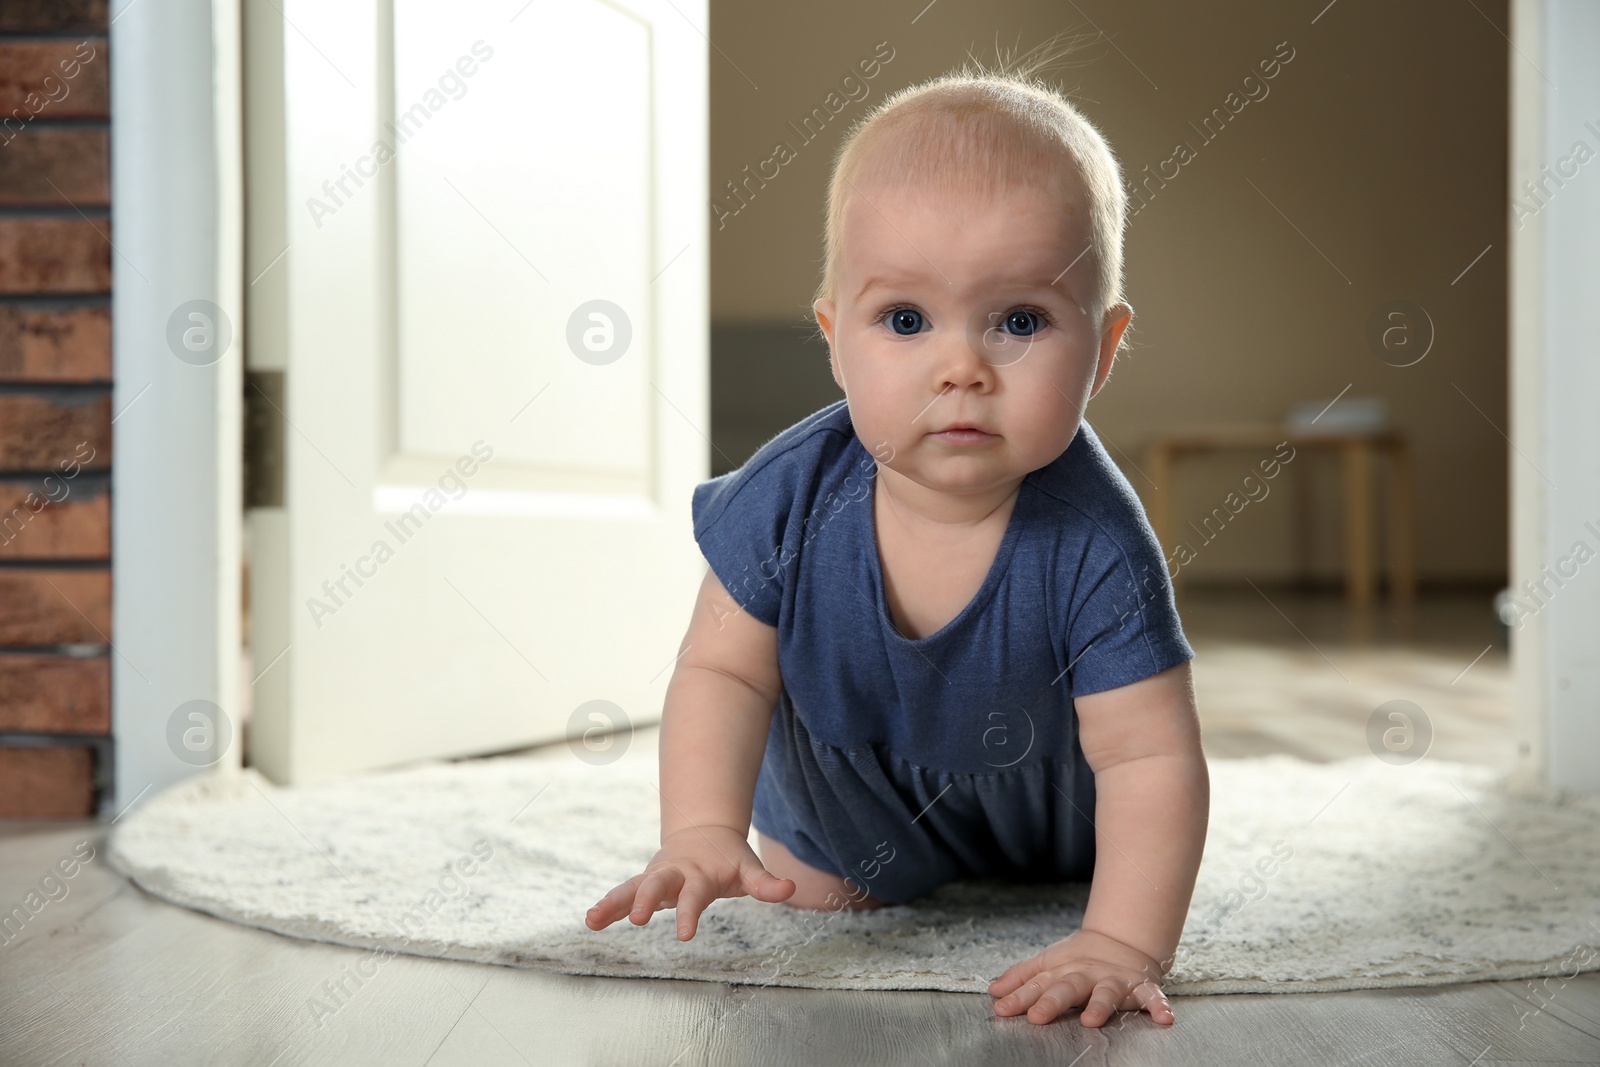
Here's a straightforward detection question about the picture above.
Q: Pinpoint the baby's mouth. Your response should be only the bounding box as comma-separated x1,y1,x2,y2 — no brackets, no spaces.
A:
927,424,999,444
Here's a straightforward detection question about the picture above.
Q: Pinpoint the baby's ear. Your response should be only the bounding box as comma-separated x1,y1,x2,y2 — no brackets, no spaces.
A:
1090,302,1133,399
813,298,845,393
812,298,836,343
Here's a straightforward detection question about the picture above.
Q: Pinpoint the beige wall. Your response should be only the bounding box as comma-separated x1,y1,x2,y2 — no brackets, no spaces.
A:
709,0,1507,585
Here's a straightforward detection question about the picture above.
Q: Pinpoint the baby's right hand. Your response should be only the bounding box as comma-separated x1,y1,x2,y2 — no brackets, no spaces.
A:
585,825,797,940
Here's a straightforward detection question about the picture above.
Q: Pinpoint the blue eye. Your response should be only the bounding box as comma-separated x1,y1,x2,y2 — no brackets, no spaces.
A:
1001,309,1044,336
883,308,924,335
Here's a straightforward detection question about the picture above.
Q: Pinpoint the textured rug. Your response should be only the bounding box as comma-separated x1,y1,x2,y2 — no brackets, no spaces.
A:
106,751,1600,997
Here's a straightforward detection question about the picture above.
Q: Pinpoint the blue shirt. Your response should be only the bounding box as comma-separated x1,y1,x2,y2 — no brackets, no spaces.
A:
690,399,1193,903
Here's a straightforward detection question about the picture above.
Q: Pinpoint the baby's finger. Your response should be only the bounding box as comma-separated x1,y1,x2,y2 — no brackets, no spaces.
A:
987,955,1046,999
1130,978,1174,1025
628,867,685,925
995,969,1091,1021
1075,977,1127,1028
585,875,644,930
674,879,712,940
742,863,797,903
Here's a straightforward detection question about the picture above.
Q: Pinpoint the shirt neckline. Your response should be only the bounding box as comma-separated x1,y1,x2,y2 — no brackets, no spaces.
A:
857,437,1033,647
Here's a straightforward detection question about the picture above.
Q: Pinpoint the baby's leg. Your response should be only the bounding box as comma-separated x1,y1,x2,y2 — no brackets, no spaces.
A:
757,832,889,911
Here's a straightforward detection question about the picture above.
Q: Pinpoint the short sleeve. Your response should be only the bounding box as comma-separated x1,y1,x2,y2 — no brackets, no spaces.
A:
1064,526,1194,698
691,465,790,628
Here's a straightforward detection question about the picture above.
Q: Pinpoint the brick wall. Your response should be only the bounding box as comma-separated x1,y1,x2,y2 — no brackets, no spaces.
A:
0,0,112,817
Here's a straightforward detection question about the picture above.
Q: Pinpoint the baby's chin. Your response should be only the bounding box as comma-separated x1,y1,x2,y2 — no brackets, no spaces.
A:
885,454,1034,495
912,429,1078,472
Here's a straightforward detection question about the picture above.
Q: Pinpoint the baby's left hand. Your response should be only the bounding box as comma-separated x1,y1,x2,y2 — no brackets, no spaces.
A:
988,928,1174,1027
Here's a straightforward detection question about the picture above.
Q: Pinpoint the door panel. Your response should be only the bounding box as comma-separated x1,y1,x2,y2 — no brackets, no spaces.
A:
244,0,707,784
393,2,655,477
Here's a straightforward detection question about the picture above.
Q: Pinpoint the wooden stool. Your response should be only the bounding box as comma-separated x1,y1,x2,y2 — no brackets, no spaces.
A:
1144,425,1416,611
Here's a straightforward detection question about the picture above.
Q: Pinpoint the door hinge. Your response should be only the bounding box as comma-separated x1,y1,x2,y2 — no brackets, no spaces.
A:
244,369,285,508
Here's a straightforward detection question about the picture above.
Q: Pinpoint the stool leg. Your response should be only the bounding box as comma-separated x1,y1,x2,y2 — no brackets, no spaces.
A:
1292,449,1313,592
1388,443,1417,606
1342,441,1374,612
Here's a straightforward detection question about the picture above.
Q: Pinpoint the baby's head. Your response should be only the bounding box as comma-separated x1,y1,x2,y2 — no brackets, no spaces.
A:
811,48,1133,499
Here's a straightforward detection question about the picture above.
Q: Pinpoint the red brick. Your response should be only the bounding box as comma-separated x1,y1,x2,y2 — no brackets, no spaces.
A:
0,40,107,121
0,305,111,381
0,746,96,817
0,480,109,559
0,126,108,206
0,1,108,33
0,569,110,646
0,395,110,470
0,219,111,293
0,654,109,733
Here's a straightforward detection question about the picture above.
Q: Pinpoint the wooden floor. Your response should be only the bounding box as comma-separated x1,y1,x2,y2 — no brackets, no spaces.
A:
4,588,1598,1066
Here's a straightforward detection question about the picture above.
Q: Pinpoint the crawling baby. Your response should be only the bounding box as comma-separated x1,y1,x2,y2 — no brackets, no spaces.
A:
587,50,1209,1029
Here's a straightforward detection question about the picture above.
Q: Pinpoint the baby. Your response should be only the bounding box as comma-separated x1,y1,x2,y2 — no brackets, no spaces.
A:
587,51,1209,1030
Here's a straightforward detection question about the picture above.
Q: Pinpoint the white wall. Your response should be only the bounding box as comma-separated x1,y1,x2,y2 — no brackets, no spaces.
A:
1510,0,1600,796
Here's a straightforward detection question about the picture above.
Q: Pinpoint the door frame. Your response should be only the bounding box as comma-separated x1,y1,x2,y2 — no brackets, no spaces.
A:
109,0,244,814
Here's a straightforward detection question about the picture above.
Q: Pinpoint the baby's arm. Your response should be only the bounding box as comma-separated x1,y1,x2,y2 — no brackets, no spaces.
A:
585,568,797,939
1076,661,1208,968
657,567,783,842
990,662,1208,1026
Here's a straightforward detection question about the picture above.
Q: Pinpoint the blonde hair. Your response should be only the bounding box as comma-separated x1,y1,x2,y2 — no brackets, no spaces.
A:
813,34,1128,336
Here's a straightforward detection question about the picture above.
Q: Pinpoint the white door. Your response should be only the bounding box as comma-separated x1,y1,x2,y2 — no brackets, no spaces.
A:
243,0,708,784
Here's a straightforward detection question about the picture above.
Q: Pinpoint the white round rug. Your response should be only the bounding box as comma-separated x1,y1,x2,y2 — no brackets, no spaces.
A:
107,751,1600,997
